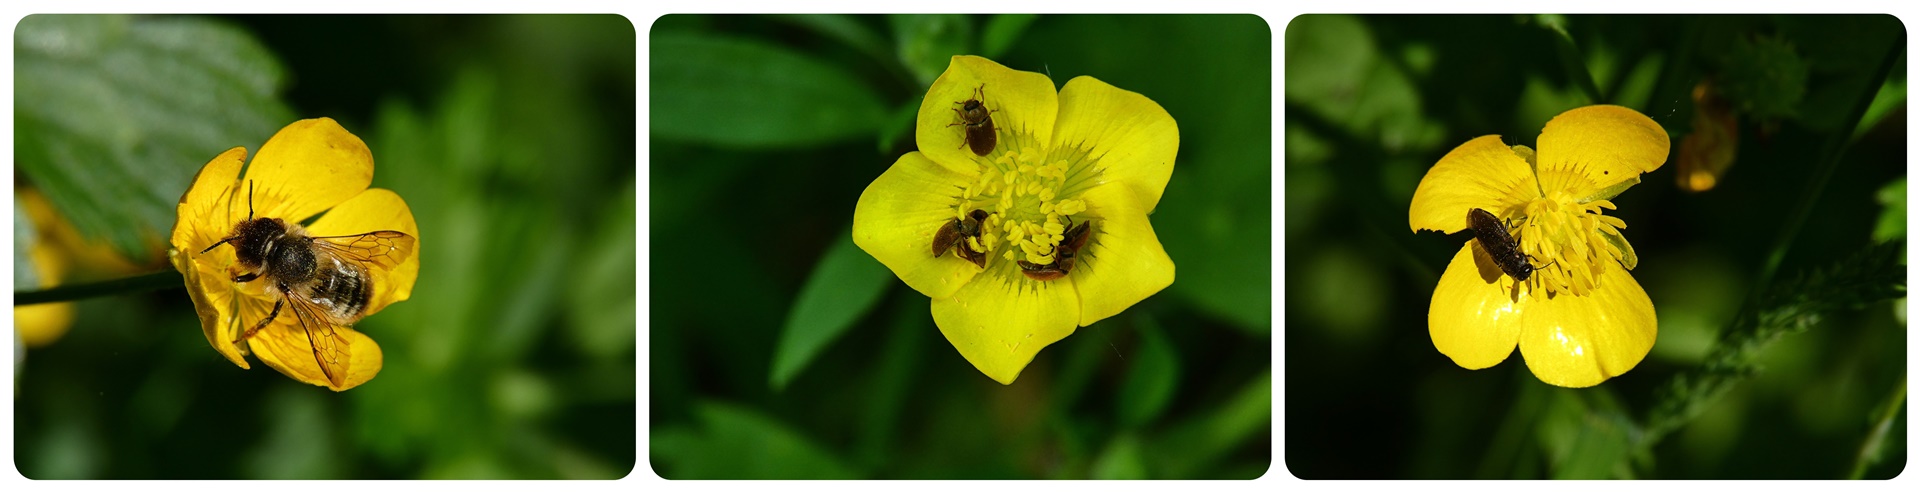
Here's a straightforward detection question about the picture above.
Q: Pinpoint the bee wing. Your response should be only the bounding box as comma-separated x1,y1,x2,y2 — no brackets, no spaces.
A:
308,230,415,272
308,230,415,316
281,292,352,389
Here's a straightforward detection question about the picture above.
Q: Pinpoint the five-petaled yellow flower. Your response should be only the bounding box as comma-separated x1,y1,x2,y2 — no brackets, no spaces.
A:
1410,105,1667,388
169,118,421,391
854,56,1178,384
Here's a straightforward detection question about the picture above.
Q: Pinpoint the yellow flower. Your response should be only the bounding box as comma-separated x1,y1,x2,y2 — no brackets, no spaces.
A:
167,118,421,391
853,56,1177,384
1409,105,1667,388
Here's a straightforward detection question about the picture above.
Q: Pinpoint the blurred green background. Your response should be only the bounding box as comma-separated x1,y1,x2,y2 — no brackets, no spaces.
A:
648,14,1271,479
12,15,635,478
1285,14,1905,478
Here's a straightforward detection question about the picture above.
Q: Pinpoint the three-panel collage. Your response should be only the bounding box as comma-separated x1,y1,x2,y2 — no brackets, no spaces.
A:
4,8,1911,486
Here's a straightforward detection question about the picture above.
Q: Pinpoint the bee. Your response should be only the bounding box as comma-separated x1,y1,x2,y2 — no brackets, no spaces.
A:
199,182,416,388
1017,216,1092,281
1466,208,1536,281
933,209,991,268
945,83,997,156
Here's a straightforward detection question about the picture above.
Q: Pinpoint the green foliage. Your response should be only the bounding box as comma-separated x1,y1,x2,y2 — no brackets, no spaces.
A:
13,14,294,259
769,231,894,390
1644,242,1906,447
651,401,861,479
1719,35,1810,121
649,31,887,148
980,14,1038,59
1116,315,1180,427
889,14,973,86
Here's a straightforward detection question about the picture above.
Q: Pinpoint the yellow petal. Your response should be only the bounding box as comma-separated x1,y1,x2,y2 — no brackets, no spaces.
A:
1535,105,1670,195
1070,184,1174,326
930,269,1080,384
242,118,375,223
853,152,984,299
1051,76,1179,210
917,55,1057,172
306,188,422,316
1428,242,1525,370
170,146,250,368
242,296,384,391
1516,261,1657,388
1408,135,1541,233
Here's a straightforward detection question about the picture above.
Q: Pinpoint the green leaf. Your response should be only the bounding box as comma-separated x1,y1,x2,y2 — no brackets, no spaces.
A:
1147,370,1271,478
1117,314,1180,427
1090,433,1149,479
770,14,891,65
889,14,974,86
649,401,860,479
980,14,1039,59
565,182,638,360
1872,178,1907,243
769,230,893,390
13,14,295,260
649,32,887,148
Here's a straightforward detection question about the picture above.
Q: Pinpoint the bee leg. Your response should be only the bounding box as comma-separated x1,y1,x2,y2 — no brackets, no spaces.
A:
232,271,260,283
234,298,284,343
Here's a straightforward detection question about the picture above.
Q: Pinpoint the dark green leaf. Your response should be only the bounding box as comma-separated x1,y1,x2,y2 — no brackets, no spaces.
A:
649,32,887,148
649,400,860,479
13,14,294,259
771,14,891,65
1147,370,1271,478
1117,314,1180,427
1090,433,1149,479
769,230,893,390
980,14,1039,59
889,14,973,86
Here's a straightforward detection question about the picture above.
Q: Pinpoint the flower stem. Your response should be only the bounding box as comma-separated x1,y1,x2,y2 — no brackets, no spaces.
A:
13,270,181,305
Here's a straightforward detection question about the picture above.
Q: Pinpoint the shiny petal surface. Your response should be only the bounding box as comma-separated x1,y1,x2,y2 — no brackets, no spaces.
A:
243,118,375,223
931,270,1081,384
1535,105,1669,195
917,55,1058,172
1070,184,1174,326
1428,242,1525,370
170,146,250,368
1409,135,1541,233
1516,262,1657,388
1051,76,1179,211
307,188,422,315
853,152,985,299
243,296,384,392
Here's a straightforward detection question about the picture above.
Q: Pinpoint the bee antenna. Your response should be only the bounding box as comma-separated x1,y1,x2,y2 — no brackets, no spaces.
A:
200,236,236,254
247,181,255,220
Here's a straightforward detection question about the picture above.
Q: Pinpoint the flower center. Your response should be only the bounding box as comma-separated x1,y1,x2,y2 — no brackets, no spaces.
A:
948,131,1100,269
1511,192,1632,297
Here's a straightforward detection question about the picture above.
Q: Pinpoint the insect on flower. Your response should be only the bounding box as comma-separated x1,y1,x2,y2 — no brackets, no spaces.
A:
1016,216,1092,281
933,209,992,268
199,182,416,388
945,83,998,156
1467,208,1533,281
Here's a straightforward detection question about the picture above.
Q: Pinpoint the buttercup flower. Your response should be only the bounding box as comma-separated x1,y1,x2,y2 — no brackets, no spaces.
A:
1409,105,1666,388
168,118,420,391
854,56,1177,384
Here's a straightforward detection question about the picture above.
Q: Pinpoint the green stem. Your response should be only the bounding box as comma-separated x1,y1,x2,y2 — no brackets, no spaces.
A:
1847,376,1906,479
13,270,182,305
